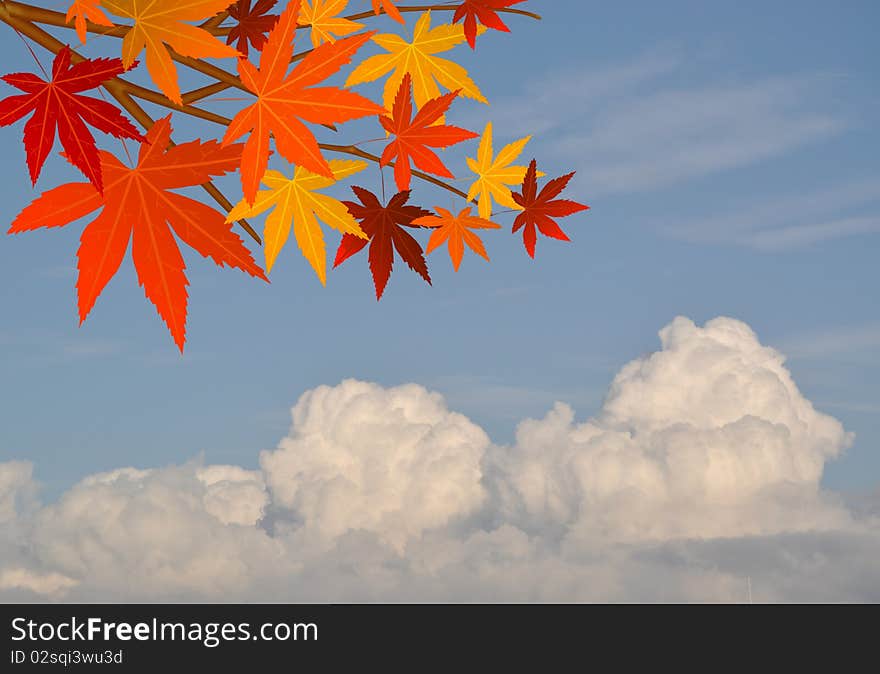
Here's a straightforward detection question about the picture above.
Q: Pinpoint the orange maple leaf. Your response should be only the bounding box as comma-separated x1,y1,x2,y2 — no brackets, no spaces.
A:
101,0,240,104
412,206,500,271
380,72,478,192
65,0,114,44
9,115,267,352
223,0,385,204
372,0,404,24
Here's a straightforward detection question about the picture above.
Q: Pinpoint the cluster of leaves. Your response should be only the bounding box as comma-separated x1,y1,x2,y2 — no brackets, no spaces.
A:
1,0,589,351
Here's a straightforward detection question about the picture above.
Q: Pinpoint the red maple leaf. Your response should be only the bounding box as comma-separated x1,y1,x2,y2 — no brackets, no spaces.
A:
334,186,432,299
380,72,478,192
0,46,144,192
453,0,526,49
511,159,589,258
226,0,280,57
9,115,267,352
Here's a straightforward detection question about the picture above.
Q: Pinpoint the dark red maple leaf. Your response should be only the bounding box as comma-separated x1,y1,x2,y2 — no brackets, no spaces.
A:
380,72,478,192
226,0,280,57
453,0,526,49
511,159,589,258
0,46,145,192
334,186,433,300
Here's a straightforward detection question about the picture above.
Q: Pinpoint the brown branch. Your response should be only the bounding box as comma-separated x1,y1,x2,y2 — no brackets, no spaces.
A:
0,4,261,244
211,3,543,34
1,0,338,131
181,43,312,102
1,1,511,220
200,10,229,29
2,0,129,37
338,3,542,25
182,81,231,105
319,144,471,201
1,1,251,93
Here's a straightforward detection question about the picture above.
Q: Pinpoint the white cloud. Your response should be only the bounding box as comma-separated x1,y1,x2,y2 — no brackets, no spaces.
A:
491,317,852,544
1,317,877,602
260,381,489,550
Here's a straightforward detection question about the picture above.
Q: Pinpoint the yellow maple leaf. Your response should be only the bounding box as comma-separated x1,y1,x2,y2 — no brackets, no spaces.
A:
100,0,240,104
298,0,364,48
345,10,487,113
466,122,541,220
226,159,368,284
66,0,114,44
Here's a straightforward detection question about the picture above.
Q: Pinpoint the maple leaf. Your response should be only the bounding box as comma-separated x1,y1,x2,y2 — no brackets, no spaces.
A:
334,186,432,299
299,0,364,48
226,0,280,57
466,121,538,220
380,73,478,192
511,159,589,258
412,206,500,271
223,0,385,204
453,0,526,49
8,115,267,352
346,10,487,113
226,159,367,284
0,46,144,192
66,0,114,44
100,0,240,104
371,0,404,24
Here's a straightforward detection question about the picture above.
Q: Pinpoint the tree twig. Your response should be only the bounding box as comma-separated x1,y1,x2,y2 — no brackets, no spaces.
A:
0,3,261,244
0,0,534,229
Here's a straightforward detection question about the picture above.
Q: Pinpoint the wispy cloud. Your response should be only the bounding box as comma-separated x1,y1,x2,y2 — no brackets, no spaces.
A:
467,51,847,197
778,322,880,360
665,177,880,249
743,217,880,250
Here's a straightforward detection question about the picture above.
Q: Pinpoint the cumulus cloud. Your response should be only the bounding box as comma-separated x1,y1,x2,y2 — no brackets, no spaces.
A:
491,317,853,543
260,381,488,550
1,317,877,602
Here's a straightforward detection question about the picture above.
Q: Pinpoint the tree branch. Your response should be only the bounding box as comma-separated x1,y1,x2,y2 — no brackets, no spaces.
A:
0,0,526,228
0,3,261,244
211,3,543,33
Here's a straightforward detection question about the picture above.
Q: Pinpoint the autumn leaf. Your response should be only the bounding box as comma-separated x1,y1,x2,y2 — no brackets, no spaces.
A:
371,0,404,24
100,0,240,104
466,121,539,219
299,0,364,47
346,10,487,113
453,0,525,49
380,73,478,192
226,159,367,284
334,186,432,299
223,0,384,204
412,206,500,271
511,159,589,258
0,46,144,192
65,0,113,44
226,0,280,57
8,115,266,352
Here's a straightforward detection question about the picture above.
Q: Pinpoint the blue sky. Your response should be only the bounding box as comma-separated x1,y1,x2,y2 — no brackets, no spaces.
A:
0,0,878,501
